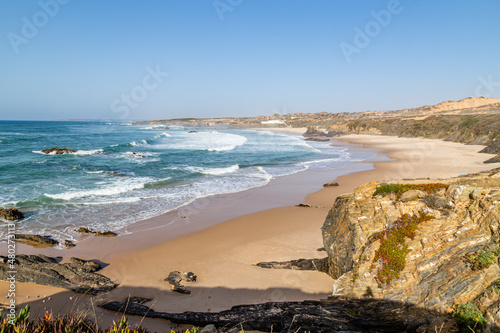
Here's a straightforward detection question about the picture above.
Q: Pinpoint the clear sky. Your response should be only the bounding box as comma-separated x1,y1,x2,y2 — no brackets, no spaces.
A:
1,0,499,120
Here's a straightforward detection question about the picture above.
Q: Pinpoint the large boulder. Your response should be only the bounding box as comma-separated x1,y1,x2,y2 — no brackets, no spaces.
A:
0,208,24,220
41,147,76,155
164,271,197,294
0,255,116,294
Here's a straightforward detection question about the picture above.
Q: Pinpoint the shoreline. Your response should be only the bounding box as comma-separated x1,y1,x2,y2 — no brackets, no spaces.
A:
12,130,376,259
1,133,498,331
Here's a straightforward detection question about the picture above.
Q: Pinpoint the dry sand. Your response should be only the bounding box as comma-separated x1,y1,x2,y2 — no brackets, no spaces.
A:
0,133,498,332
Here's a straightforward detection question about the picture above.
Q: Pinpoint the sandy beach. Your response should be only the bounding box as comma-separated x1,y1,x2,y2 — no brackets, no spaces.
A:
1,133,498,332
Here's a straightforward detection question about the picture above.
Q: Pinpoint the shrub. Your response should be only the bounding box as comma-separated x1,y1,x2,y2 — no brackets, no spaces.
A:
0,306,200,333
453,302,487,332
373,183,449,199
370,213,433,285
464,248,500,270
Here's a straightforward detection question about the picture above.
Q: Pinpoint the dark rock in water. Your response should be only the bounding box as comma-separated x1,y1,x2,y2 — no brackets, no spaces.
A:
41,147,76,155
76,227,117,237
0,254,116,294
109,173,126,177
15,234,58,248
256,257,328,273
100,296,458,333
0,208,24,220
188,131,198,133
305,137,330,142
295,203,312,208
63,240,76,248
484,154,500,164
129,152,146,158
165,271,197,294
323,181,339,187
303,126,326,137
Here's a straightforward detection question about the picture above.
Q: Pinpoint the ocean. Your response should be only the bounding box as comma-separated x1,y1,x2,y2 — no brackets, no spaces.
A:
0,121,373,245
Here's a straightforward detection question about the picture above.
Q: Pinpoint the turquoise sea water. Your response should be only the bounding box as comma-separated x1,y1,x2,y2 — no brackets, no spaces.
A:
0,121,372,244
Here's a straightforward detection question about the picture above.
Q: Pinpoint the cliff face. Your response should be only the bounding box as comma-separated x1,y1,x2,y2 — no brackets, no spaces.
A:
322,169,500,325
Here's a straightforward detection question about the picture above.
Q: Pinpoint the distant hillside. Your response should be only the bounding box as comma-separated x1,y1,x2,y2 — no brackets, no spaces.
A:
136,97,500,153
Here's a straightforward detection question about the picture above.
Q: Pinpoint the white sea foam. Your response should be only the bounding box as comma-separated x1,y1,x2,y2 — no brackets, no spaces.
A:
85,170,105,174
300,157,340,166
44,178,152,201
252,166,274,181
153,131,247,152
73,149,103,156
80,197,143,206
186,164,240,175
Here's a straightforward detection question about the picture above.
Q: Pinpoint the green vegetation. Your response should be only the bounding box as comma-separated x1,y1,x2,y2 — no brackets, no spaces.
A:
453,302,487,332
373,183,449,199
0,305,199,333
370,213,433,285
464,247,500,271
168,118,197,121
488,279,500,295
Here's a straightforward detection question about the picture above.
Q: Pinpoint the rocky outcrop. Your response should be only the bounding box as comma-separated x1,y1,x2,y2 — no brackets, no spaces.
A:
321,169,500,328
14,234,75,248
41,148,76,155
0,208,24,220
76,227,117,237
100,296,458,332
323,181,339,187
164,271,197,294
0,255,116,294
485,154,500,164
15,234,58,247
256,258,328,273
480,142,500,155
303,126,326,137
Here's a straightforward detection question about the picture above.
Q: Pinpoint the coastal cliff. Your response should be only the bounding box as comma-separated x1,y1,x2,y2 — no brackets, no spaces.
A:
322,168,500,329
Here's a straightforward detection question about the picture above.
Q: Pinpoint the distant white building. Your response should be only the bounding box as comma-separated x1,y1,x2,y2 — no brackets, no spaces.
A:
261,120,285,125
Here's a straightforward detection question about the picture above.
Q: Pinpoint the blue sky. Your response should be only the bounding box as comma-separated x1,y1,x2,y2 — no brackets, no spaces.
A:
1,0,499,120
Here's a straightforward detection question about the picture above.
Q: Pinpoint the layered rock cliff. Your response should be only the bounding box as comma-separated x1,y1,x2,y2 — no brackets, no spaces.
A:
322,168,500,329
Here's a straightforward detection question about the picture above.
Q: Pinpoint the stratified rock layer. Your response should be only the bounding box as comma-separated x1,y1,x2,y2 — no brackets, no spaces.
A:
322,168,500,327
100,296,458,333
0,254,116,294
